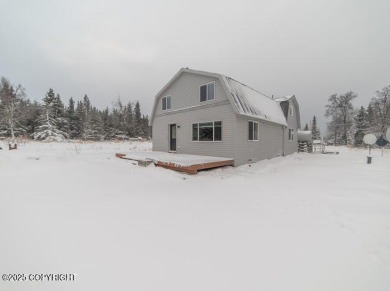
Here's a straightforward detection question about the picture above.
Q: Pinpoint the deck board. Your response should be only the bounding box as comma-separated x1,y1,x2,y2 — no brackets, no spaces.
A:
115,152,234,174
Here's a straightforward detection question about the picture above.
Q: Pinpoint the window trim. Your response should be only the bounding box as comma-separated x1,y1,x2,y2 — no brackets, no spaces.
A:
191,120,222,142
162,95,171,111
199,81,215,102
248,120,259,141
289,105,294,116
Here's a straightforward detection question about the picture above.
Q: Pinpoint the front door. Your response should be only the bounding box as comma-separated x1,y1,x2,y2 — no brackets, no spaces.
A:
169,124,176,152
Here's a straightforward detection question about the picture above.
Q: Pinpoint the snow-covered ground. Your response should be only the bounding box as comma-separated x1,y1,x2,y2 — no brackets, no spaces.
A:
0,141,389,291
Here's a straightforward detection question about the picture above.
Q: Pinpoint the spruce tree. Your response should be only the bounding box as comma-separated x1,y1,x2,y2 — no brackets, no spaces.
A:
33,89,68,141
82,107,104,140
133,101,142,137
80,95,91,139
311,116,321,140
354,106,368,146
141,114,150,138
110,108,127,139
19,99,40,136
102,107,115,139
53,93,69,136
75,101,84,138
67,97,79,138
126,102,134,137
304,123,309,131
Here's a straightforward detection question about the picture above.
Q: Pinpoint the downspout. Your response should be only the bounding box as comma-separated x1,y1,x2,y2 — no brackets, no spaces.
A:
282,125,286,156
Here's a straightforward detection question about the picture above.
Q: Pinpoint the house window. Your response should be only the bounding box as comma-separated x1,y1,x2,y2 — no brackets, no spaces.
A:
192,121,222,141
248,121,259,141
289,105,293,116
162,96,171,110
289,128,294,141
200,82,215,102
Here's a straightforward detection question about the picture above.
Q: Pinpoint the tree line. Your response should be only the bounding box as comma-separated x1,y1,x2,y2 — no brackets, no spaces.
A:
301,85,390,146
0,77,150,141
324,85,389,146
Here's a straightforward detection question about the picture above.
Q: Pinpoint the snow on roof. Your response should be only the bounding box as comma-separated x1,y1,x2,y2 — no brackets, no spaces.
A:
150,68,290,126
221,75,287,126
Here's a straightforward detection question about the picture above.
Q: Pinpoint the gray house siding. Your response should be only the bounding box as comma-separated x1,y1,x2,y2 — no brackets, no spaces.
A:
152,103,236,158
152,73,236,159
283,100,299,155
154,72,227,116
234,115,284,166
151,69,300,167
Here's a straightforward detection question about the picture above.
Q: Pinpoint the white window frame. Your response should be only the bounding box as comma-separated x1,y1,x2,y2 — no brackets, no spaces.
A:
199,81,215,102
289,105,294,116
192,120,222,142
248,121,259,141
162,95,171,111
288,128,294,141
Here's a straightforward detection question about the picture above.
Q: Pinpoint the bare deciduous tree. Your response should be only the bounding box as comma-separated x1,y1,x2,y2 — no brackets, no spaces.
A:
325,91,356,145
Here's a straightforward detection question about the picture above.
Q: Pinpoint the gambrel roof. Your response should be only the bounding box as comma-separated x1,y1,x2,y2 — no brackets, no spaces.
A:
151,68,296,126
220,75,287,125
274,95,301,128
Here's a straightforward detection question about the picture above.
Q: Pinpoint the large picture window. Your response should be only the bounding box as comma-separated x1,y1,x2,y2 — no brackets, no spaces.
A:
200,82,215,102
249,121,259,141
192,121,222,141
162,96,171,110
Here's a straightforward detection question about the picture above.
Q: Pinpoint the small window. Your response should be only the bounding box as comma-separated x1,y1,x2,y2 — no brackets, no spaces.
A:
200,82,215,102
192,124,198,141
214,121,222,141
192,121,222,142
289,105,293,116
162,96,171,110
289,128,294,141
249,121,259,141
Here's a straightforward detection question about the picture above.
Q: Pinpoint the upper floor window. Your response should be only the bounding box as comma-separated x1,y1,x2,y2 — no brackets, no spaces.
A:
289,105,294,116
248,121,259,141
162,96,171,110
288,128,294,141
200,82,215,102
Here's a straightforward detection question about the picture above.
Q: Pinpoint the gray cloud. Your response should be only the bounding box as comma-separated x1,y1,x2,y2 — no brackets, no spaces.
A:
1,0,389,132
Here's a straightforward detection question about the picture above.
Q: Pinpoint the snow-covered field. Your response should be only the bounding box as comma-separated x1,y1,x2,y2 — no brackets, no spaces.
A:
0,141,389,291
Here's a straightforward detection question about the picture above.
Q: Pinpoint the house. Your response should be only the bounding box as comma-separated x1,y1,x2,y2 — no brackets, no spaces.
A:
149,68,301,166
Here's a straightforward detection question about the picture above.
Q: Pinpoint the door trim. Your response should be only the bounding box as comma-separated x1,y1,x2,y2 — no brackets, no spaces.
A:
169,123,177,153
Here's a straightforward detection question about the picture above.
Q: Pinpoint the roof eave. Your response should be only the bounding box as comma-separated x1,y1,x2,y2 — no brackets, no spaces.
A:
237,112,287,127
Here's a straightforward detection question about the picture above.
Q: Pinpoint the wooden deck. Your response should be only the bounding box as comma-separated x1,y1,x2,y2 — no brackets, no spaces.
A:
115,152,234,174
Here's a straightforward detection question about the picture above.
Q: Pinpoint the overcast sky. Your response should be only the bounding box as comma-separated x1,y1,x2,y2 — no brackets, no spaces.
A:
1,0,389,132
